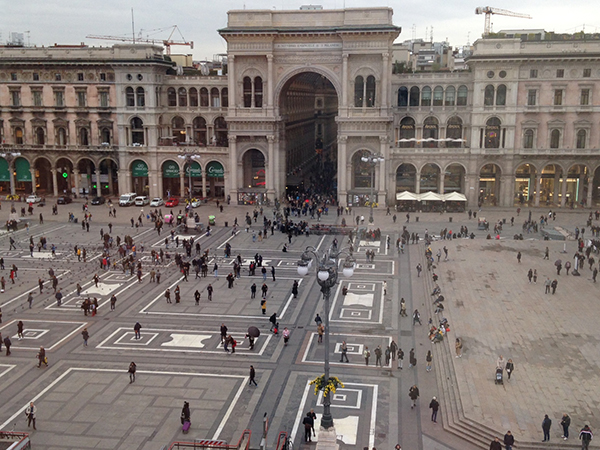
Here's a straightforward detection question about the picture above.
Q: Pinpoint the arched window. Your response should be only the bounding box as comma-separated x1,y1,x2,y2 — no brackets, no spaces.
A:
254,77,263,108
398,117,415,148
172,116,186,143
56,127,67,146
35,127,45,145
457,85,468,106
167,88,177,107
398,86,408,107
353,150,374,188
485,117,501,148
132,87,144,107
126,87,135,107
354,76,364,107
550,129,560,149
366,75,376,107
433,86,444,106
423,116,439,148
446,116,463,148
243,77,252,108
79,128,89,146
214,117,228,147
445,86,456,106
484,85,495,106
576,129,587,149
200,88,209,107
193,117,207,146
421,86,432,107
409,86,420,107
524,129,534,149
189,88,198,107
222,88,228,108
131,117,144,145
15,127,23,145
178,88,187,107
100,127,111,144
496,84,506,106
211,88,221,108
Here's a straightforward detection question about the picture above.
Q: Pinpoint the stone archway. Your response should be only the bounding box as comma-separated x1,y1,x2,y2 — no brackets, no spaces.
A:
479,163,502,206
514,163,536,206
539,164,564,207
33,157,52,195
444,163,466,194
396,163,417,193
76,158,97,197
56,157,74,196
420,163,441,193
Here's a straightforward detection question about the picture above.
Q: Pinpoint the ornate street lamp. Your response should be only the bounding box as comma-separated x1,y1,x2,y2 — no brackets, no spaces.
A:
360,153,384,224
297,243,355,429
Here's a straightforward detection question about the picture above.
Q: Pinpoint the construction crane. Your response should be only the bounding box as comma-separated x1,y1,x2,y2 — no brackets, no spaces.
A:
86,25,193,55
475,6,532,36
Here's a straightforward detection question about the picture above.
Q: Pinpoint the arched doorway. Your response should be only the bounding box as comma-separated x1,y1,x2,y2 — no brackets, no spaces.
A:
539,164,564,206
566,164,590,207
55,157,74,195
396,163,417,192
278,71,338,198
444,164,465,193
479,163,502,206
99,158,119,196
514,163,536,205
420,163,440,192
77,158,97,197
33,157,52,195
131,159,149,195
348,150,377,207
239,149,266,205
206,161,225,198
162,160,181,198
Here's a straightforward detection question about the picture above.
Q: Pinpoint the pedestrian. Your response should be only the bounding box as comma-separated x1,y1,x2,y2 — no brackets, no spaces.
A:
416,263,422,277
560,413,571,440
110,294,117,310
317,323,324,343
385,345,391,365
517,251,521,263
4,335,11,355
579,424,593,450
398,348,404,369
340,341,349,362
134,322,142,340
383,280,387,296
545,277,551,294
271,265,276,281
25,402,37,430
261,299,266,315
261,283,268,299
37,347,47,367
533,269,537,283
27,292,33,309
505,359,514,380
302,412,314,443
207,284,213,301
412,309,421,326
542,414,552,442
250,283,257,299
82,328,89,346
128,362,137,383
527,268,533,283
269,313,277,331
374,345,382,366
544,247,549,260
283,327,290,345
291,280,299,298
455,337,463,357
213,262,218,278
314,314,322,326
363,346,370,365
249,365,258,386
551,278,558,294
220,323,228,344
194,290,201,305
409,385,419,408
429,396,439,422
489,437,502,450
164,288,171,303
17,320,24,340
261,266,267,281
503,431,515,450
426,350,433,372
308,409,317,438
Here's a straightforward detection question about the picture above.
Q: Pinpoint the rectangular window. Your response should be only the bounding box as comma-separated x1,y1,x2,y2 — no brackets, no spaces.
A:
581,89,590,106
527,89,537,106
77,91,86,107
10,73,17,81
99,91,109,108
77,73,84,81
556,69,564,78
553,89,563,106
530,69,538,78
100,73,106,81
33,91,43,107
33,73,39,81
55,73,62,81
583,68,591,78
11,91,21,106
55,91,65,107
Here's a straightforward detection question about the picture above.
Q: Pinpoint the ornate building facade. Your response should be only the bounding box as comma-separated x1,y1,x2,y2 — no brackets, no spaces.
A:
0,7,599,207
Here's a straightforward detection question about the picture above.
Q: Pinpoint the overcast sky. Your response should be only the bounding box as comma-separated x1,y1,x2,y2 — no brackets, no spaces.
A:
3,0,600,60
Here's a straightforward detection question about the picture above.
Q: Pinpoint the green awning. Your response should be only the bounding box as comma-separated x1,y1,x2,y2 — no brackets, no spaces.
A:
131,160,148,177
15,158,31,182
185,161,202,178
162,160,180,178
0,158,10,182
206,161,224,178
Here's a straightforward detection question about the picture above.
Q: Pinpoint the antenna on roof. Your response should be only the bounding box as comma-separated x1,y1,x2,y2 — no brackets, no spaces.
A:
131,8,135,44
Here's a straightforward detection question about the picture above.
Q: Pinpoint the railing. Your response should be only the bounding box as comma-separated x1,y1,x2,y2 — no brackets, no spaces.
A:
275,432,288,450
0,143,118,152
167,429,250,450
0,430,30,449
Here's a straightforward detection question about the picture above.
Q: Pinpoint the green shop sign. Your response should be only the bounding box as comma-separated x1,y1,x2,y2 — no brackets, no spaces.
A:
131,160,148,177
162,161,180,178
185,161,202,178
206,161,224,178
15,158,31,182
0,158,10,182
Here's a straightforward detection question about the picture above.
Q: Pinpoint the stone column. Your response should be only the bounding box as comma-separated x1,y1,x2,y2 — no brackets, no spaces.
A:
267,54,274,111
553,172,561,205
228,55,236,110
8,162,15,196
415,170,421,194
202,170,207,199
439,172,445,194
51,169,59,197
95,169,102,198
578,173,585,205
73,169,80,197
337,136,348,205
587,179,593,208
378,136,387,204
267,135,275,198
228,136,238,200
381,53,389,109
30,168,36,194
341,54,349,112
501,175,514,207
534,173,541,207
179,171,186,198
157,172,163,198
108,165,114,195
560,176,568,207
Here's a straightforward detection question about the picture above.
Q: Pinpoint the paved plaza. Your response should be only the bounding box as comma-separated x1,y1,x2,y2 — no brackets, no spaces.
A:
0,199,598,449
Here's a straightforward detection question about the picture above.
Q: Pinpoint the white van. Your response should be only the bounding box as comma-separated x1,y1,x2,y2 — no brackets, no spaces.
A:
119,193,137,206
135,196,149,206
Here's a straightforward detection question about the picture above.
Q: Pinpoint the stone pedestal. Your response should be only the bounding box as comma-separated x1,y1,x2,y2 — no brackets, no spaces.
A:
316,427,338,450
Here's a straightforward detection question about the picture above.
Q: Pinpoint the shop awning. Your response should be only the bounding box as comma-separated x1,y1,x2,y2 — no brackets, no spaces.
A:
0,158,10,182
396,191,419,201
419,191,444,201
443,192,467,202
15,157,31,182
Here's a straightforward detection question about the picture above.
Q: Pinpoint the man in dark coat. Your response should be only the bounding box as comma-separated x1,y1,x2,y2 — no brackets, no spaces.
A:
489,437,502,450
542,414,552,442
302,412,314,442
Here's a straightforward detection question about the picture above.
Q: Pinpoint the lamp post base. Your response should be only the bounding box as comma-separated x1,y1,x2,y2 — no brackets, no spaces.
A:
316,426,338,450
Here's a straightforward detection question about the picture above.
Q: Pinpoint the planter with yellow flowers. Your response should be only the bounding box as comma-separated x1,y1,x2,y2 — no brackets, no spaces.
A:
309,374,345,397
